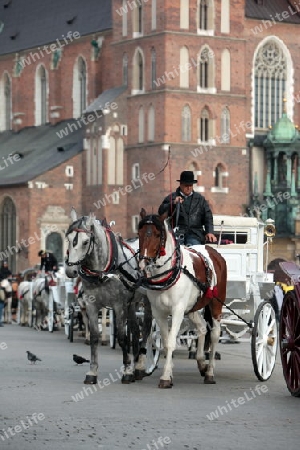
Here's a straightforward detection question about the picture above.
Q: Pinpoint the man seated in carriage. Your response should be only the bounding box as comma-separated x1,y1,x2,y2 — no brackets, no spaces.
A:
158,170,217,246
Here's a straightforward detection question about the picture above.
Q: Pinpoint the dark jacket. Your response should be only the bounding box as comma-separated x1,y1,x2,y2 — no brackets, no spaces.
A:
0,265,12,281
40,252,58,272
158,188,214,243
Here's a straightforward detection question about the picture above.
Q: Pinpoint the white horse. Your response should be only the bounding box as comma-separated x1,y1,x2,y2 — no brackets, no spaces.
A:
65,209,152,385
18,280,31,326
31,274,51,330
138,210,227,388
1,278,13,324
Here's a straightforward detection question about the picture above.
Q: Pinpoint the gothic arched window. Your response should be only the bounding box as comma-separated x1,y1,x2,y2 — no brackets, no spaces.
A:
182,105,191,142
254,41,287,129
198,47,215,91
4,74,11,130
221,107,230,143
73,57,87,117
35,65,48,125
123,53,128,86
151,48,156,89
200,107,209,142
0,197,16,273
132,49,144,93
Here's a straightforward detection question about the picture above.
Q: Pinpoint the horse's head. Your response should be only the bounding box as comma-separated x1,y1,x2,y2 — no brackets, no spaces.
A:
64,208,95,278
138,209,168,270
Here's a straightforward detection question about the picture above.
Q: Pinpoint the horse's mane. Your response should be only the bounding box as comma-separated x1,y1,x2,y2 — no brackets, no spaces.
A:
66,216,111,236
138,214,172,233
66,216,89,236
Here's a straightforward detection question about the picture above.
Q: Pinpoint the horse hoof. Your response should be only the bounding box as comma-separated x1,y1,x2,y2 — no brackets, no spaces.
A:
189,351,196,359
197,362,208,377
84,375,97,384
158,379,173,389
215,351,221,360
204,375,216,384
134,369,146,380
122,374,135,384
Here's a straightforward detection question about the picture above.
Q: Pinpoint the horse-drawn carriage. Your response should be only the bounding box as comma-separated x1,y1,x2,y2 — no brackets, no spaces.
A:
275,261,300,397
63,208,299,394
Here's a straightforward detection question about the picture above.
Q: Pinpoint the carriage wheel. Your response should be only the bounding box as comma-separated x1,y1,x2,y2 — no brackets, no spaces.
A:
69,312,74,343
251,300,278,381
145,319,161,375
279,291,300,397
109,309,117,349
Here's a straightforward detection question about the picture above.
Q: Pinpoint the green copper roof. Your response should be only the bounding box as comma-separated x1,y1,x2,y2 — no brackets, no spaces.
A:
267,113,299,143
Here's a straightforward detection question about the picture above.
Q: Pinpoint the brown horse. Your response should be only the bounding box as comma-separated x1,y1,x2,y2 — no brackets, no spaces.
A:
138,210,227,388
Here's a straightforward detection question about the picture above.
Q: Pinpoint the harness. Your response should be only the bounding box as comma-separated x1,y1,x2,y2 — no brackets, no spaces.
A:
138,216,211,295
66,218,141,291
19,289,30,299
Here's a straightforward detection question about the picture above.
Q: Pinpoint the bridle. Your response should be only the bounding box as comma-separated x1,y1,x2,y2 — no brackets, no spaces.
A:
138,215,182,290
138,215,167,265
65,225,95,267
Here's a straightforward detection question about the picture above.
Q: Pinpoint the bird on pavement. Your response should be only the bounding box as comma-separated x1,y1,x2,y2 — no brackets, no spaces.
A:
73,354,90,365
26,351,42,364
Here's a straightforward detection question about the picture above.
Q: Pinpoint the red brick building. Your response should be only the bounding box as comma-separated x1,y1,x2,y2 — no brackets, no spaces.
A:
1,0,300,272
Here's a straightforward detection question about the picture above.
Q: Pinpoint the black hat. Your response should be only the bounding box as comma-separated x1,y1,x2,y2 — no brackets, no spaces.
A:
177,171,197,184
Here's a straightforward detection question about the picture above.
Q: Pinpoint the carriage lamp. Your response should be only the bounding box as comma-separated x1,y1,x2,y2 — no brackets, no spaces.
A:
264,219,276,281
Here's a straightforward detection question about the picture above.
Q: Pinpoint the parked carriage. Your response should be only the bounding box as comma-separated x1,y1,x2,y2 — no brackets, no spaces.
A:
276,261,300,397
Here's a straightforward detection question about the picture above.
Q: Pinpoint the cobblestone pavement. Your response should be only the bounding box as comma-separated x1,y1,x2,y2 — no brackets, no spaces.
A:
0,324,299,450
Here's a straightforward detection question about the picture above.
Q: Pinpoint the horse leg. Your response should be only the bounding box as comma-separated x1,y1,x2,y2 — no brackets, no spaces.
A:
188,311,210,380
126,302,143,380
24,299,29,326
4,297,12,324
134,297,152,380
204,316,221,384
35,298,41,330
101,307,108,346
20,301,24,325
84,304,99,384
41,296,49,329
157,306,183,389
82,310,90,345
114,304,135,384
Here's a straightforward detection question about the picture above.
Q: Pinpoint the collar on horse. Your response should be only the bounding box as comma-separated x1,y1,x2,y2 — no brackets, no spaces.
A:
141,242,182,290
78,225,119,280
139,216,212,295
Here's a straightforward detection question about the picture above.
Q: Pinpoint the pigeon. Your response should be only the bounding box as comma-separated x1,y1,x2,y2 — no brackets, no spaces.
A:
26,351,42,364
73,354,90,365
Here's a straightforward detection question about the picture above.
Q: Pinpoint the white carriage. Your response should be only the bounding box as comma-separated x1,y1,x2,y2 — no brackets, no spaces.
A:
212,215,278,381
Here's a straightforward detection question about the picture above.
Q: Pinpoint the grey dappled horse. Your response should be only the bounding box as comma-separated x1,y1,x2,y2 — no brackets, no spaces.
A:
65,209,152,385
